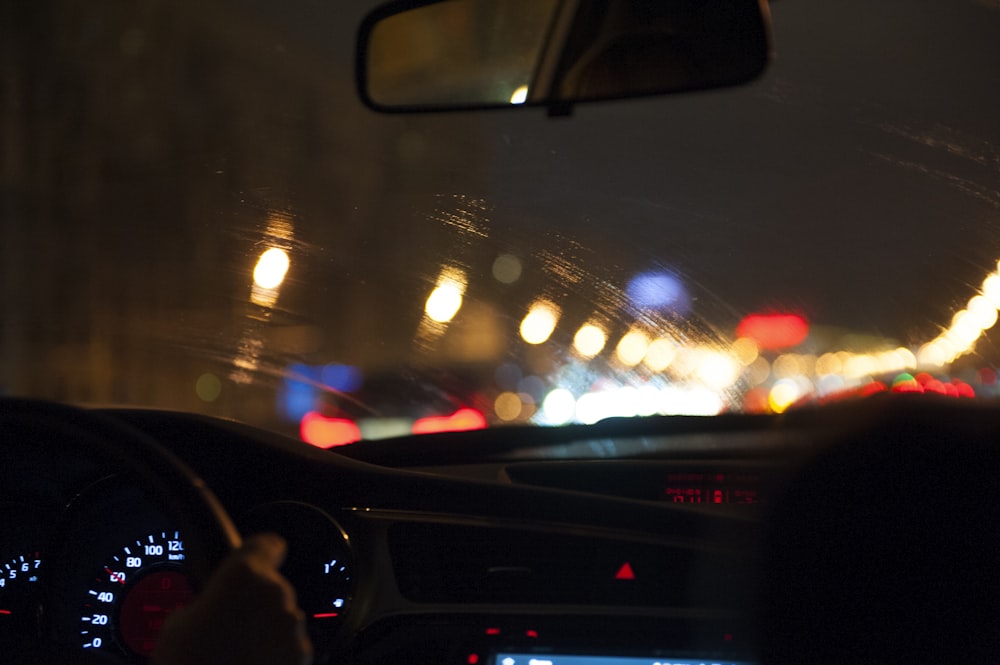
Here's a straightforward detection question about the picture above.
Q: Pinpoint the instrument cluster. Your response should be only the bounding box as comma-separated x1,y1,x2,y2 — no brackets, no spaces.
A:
0,479,356,664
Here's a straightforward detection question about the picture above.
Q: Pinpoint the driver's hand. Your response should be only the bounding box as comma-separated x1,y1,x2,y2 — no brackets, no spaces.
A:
152,533,312,665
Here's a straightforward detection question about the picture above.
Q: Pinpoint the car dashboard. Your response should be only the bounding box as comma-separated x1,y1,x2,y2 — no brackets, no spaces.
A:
0,404,774,665
5,397,1000,665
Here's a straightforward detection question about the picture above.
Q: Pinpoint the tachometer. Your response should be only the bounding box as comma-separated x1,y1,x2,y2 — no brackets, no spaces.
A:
80,531,192,659
1,551,42,608
0,551,42,646
0,502,51,651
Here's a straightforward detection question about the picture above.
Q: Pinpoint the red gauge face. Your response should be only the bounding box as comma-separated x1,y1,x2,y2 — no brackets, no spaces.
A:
118,570,193,656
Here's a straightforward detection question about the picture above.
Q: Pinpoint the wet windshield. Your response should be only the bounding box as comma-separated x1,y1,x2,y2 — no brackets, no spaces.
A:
3,0,1000,445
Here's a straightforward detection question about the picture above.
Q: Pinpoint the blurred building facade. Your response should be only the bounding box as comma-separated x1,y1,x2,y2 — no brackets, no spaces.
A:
0,0,488,430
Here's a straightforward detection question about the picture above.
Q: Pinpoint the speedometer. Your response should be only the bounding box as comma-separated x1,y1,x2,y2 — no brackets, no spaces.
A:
80,531,192,659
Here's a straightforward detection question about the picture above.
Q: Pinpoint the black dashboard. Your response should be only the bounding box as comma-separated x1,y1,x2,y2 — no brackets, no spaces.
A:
0,403,766,665
5,396,1000,665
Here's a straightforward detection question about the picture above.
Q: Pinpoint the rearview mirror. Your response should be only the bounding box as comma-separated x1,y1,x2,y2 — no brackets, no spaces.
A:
356,0,772,113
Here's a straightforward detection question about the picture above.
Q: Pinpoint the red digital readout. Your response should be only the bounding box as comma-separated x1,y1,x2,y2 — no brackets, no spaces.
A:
663,473,760,504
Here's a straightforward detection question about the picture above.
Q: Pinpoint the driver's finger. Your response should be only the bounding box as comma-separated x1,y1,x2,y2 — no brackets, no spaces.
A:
240,532,288,569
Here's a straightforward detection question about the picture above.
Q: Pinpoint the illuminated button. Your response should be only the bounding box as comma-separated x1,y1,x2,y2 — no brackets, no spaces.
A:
614,562,636,580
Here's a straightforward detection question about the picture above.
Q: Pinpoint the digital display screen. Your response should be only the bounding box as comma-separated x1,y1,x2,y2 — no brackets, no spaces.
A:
493,653,755,665
663,472,760,505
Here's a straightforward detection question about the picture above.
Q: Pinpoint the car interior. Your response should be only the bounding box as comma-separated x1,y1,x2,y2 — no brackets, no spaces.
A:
3,1,1000,664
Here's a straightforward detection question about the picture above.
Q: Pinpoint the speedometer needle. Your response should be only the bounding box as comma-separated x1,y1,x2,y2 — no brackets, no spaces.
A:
0,609,11,615
105,567,126,585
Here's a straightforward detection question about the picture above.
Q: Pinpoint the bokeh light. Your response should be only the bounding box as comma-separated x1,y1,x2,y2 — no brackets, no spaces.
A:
844,354,876,379
253,247,290,289
492,254,523,284
494,391,523,421
412,408,487,434
736,313,809,350
982,273,1000,307
573,323,607,358
768,379,801,413
520,300,560,344
636,385,661,416
321,364,363,393
731,337,759,366
300,412,361,448
658,385,725,416
816,373,845,395
892,372,921,392
542,388,576,425
626,271,690,314
495,362,522,391
425,268,467,323
967,294,998,330
772,354,804,380
815,352,842,376
917,338,955,367
669,348,698,379
694,350,740,390
517,375,546,402
747,357,771,385
643,338,677,372
615,330,650,367
195,373,221,402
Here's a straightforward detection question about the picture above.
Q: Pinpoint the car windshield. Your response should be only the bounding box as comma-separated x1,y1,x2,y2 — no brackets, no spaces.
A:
3,0,1000,446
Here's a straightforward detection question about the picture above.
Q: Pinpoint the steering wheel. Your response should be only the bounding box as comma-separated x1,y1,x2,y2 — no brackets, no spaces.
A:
0,398,241,662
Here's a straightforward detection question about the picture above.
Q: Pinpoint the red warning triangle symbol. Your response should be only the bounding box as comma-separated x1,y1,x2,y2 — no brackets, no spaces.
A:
615,562,636,580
